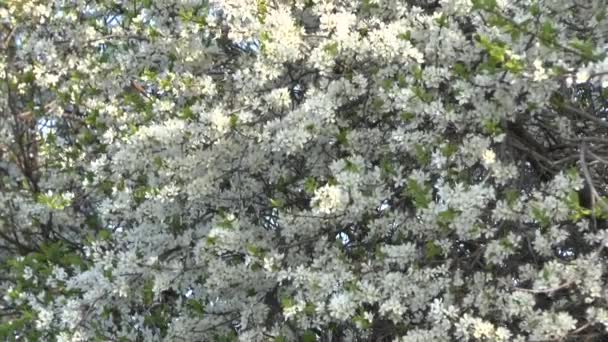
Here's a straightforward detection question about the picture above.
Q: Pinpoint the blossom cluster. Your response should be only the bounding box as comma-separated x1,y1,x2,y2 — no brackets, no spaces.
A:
0,0,607,341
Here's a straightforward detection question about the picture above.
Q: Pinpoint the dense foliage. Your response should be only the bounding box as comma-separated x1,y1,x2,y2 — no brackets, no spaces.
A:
1,0,608,341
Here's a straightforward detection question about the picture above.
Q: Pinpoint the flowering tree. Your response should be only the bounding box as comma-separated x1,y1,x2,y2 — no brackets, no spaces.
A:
1,0,608,340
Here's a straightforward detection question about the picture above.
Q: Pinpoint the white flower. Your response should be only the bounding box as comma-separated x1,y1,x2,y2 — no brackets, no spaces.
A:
23,266,33,280
33,65,60,87
266,87,292,109
63,192,75,201
283,300,306,320
3,1,607,340
312,185,349,214
209,108,232,134
472,320,495,339
482,149,496,166
36,308,53,329
154,99,175,112
263,253,284,273
495,327,512,341
261,5,303,62
532,311,577,339
382,243,417,264
440,0,473,14
532,60,549,81
576,69,590,83
328,292,357,320
380,296,406,317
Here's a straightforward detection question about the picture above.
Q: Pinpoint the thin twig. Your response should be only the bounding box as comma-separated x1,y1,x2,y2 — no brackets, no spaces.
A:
579,144,608,213
570,322,591,335
587,150,608,165
15,100,58,121
1,26,17,50
512,280,574,294
561,103,608,129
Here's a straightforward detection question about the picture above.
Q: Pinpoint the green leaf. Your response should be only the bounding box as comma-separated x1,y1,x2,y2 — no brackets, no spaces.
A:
441,143,458,158
504,58,524,74
323,42,339,57
425,241,442,260
336,129,349,146
260,31,271,43
259,31,271,54
397,31,411,41
304,303,316,315
397,74,407,87
304,177,318,194
180,106,196,120
414,144,431,165
412,65,423,81
143,279,154,306
270,198,284,208
472,0,497,10
215,332,238,342
570,39,598,62
144,306,169,335
353,314,372,329
499,237,514,249
566,167,579,180
187,299,205,317
412,86,432,103
477,35,507,66
280,296,294,309
361,0,380,12
84,111,99,126
530,3,540,16
229,114,238,129
153,156,164,169
483,118,503,135
381,158,396,176
400,112,415,121
406,179,432,209
344,280,359,292
531,205,550,228
539,21,557,46
371,97,385,109
217,218,234,229
246,244,265,258
382,78,393,90
257,0,268,23
437,208,460,228
453,62,469,78
435,13,448,27
344,159,359,173
36,192,71,210
302,330,317,342
504,188,519,207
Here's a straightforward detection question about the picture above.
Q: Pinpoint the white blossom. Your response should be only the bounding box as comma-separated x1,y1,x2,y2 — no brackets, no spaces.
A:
312,184,349,214
1,1,607,341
